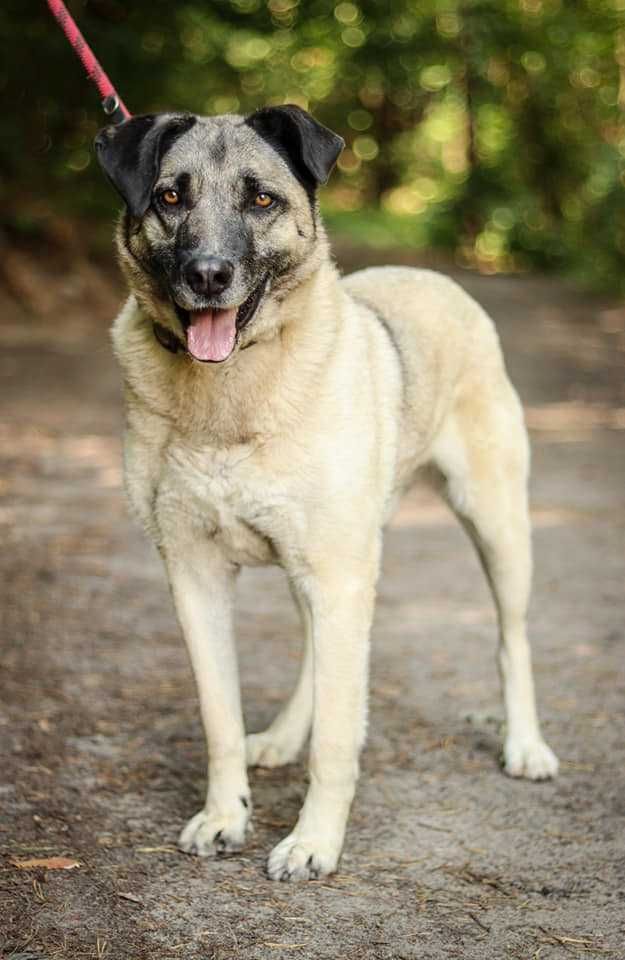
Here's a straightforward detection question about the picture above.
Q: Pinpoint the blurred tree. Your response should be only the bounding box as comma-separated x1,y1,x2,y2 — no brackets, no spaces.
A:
2,0,625,290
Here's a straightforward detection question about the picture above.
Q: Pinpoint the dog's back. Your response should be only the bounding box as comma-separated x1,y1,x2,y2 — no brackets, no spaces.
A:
342,266,509,485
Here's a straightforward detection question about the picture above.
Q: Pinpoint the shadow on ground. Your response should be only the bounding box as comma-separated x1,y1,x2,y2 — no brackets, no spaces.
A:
1,244,624,959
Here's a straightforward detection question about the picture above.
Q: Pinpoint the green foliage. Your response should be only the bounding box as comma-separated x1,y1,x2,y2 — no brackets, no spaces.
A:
3,0,625,289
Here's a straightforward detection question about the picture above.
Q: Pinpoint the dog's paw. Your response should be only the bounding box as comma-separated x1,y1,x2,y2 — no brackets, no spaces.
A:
178,803,250,857
246,730,302,768
503,736,559,780
266,831,340,881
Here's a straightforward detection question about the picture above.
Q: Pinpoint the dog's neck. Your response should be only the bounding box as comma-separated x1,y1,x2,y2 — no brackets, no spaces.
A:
113,257,344,447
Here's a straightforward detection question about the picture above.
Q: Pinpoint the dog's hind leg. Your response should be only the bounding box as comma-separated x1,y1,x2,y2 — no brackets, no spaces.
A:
246,582,313,768
431,379,558,780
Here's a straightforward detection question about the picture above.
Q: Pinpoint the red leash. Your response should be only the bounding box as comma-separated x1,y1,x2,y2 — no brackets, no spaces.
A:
45,0,131,124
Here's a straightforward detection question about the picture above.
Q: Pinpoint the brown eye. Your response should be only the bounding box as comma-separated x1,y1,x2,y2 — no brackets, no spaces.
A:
255,192,274,208
161,189,180,206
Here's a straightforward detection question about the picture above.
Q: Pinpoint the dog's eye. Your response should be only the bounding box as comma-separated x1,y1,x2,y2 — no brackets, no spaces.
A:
161,189,180,206
254,193,274,209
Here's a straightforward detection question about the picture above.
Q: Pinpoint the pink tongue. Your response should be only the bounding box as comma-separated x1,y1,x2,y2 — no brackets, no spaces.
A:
187,307,237,362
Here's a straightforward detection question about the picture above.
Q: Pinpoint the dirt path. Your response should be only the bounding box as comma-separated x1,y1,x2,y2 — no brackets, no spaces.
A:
1,251,624,959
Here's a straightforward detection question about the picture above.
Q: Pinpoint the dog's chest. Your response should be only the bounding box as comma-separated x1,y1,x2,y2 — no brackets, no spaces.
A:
153,440,284,566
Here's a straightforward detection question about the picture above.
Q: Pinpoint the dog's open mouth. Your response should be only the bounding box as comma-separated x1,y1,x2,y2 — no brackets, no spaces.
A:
182,277,266,363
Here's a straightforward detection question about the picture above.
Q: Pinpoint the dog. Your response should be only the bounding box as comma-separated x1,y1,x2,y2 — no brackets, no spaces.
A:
95,105,559,881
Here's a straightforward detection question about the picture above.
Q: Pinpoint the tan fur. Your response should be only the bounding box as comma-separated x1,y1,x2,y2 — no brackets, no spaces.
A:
113,246,558,880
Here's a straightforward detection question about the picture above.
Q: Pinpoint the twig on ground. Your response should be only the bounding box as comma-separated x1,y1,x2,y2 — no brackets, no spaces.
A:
537,927,614,954
466,912,491,933
262,942,309,949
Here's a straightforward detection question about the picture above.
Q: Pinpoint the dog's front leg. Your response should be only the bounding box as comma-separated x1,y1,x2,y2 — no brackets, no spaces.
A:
267,553,378,881
163,542,251,856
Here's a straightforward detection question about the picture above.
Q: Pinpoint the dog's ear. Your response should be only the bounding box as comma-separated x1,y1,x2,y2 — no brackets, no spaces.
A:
246,105,344,188
94,114,196,217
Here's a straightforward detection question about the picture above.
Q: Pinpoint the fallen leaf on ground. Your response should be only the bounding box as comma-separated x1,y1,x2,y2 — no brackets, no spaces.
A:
10,856,81,870
117,891,143,904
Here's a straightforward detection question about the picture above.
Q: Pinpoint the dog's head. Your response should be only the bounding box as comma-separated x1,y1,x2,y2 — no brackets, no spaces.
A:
95,107,343,362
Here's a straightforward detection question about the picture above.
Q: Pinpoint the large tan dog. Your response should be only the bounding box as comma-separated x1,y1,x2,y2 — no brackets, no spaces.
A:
96,105,558,881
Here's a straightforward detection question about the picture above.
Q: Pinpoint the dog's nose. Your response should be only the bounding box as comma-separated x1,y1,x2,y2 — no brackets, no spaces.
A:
185,256,234,297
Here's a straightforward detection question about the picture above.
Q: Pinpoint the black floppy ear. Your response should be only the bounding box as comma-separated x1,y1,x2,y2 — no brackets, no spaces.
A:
94,113,197,217
246,105,344,189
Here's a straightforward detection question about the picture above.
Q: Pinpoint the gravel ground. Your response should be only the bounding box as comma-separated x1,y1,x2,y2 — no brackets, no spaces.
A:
1,246,624,959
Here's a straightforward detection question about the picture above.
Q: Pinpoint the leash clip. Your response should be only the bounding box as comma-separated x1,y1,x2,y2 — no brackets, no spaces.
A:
102,94,127,126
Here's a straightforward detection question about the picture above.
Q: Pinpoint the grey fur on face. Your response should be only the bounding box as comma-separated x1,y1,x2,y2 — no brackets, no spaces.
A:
95,107,343,361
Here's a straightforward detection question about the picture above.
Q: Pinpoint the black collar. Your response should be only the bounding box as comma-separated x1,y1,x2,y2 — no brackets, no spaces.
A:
153,322,184,354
